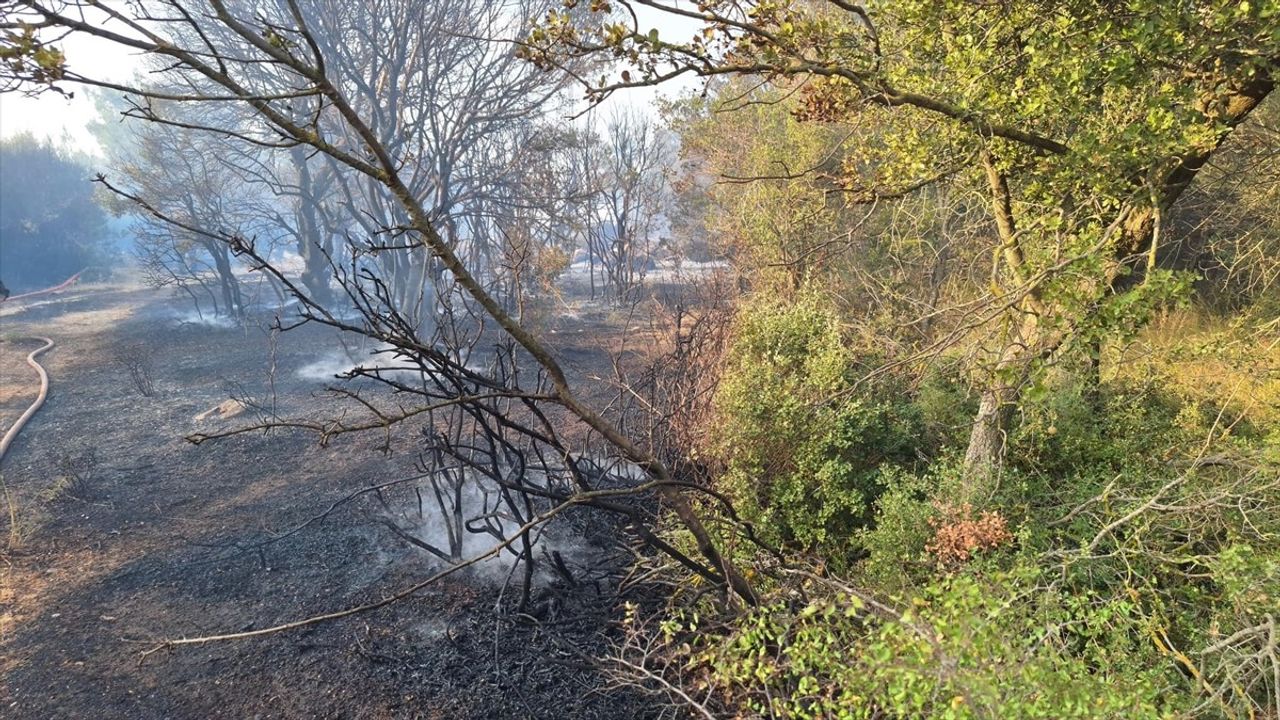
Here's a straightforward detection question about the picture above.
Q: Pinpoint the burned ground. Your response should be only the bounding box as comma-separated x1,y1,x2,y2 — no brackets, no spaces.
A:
0,284,673,719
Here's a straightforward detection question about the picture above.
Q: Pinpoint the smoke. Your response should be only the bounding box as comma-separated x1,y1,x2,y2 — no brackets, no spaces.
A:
295,348,391,382
383,454,647,585
166,309,239,329
295,343,489,383
387,469,597,585
294,342,428,382
644,259,730,283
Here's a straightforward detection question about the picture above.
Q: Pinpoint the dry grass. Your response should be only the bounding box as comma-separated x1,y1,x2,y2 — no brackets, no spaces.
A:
1114,308,1280,433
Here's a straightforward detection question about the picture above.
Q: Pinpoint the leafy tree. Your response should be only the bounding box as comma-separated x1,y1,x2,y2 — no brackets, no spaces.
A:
5,2,1279,716
668,79,986,348
528,0,1280,500
0,134,110,290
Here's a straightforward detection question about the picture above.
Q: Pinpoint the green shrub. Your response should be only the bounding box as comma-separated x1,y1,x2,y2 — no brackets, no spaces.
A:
857,466,943,589
1010,374,1204,476
712,290,923,566
916,363,977,450
665,298,1280,719
668,567,1176,720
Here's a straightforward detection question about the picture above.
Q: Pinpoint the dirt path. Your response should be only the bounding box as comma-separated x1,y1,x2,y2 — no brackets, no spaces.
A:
0,286,652,719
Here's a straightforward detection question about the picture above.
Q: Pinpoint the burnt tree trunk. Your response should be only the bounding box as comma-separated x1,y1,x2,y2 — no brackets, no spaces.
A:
209,242,243,317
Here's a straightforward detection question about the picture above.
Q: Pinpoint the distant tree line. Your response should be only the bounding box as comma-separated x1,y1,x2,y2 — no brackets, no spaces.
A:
0,135,113,291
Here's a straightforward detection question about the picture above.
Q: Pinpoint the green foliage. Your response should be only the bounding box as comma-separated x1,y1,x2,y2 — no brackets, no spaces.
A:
712,289,923,564
1115,311,1280,447
1,26,67,90
916,365,977,450
661,349,1280,717
667,84,860,291
1013,311,1280,480
672,567,1175,719
0,135,112,289
666,82,982,352
1074,269,1198,355
535,3,1280,716
1213,542,1280,618
855,466,942,589
1002,357,1280,715
1011,376,1187,476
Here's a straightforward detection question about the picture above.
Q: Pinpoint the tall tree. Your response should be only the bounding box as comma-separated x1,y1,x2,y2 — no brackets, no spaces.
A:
293,0,583,329
579,109,673,302
526,0,1279,498
0,135,109,289
113,116,274,318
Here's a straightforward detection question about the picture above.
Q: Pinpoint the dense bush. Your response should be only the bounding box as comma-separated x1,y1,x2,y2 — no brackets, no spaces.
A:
656,567,1175,719
711,289,924,565
0,135,113,290
916,364,978,451
855,467,943,588
644,314,1280,718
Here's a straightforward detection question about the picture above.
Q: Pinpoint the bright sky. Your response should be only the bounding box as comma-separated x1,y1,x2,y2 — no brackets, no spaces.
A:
0,31,141,155
0,6,703,156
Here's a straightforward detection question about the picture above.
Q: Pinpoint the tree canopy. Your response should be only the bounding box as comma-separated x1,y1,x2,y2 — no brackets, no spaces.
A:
0,134,109,289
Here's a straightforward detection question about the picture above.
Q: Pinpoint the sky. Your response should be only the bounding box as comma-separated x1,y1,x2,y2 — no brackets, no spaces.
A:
0,31,141,155
0,5,702,156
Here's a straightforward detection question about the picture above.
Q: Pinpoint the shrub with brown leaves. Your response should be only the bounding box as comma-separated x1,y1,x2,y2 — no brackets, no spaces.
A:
925,502,1012,567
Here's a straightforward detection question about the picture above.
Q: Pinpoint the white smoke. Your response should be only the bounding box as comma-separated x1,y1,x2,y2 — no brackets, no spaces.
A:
295,343,489,383
386,462,611,585
295,343,417,382
166,309,239,329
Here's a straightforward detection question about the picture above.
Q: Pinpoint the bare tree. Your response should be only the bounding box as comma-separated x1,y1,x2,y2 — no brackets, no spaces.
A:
285,0,587,331
578,110,674,302
116,114,270,319
5,0,758,609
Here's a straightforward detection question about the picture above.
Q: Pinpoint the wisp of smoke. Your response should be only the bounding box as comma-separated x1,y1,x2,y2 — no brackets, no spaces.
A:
390,469,596,586
166,309,239,329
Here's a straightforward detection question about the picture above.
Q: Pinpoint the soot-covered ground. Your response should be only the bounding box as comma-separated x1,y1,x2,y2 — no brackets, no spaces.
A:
0,283,674,719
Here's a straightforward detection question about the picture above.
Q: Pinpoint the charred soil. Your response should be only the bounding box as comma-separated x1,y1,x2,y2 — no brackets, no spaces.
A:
0,285,666,719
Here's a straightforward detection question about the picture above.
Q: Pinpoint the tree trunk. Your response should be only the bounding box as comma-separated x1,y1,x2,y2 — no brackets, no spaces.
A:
209,243,242,317
962,382,1016,497
296,211,332,306
292,148,333,306
961,312,1039,501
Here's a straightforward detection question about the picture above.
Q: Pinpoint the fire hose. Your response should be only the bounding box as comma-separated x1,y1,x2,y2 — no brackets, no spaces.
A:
2,270,82,303
0,271,82,466
0,337,55,466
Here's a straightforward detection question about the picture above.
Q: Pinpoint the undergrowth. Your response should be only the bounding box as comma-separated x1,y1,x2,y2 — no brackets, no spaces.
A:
630,303,1280,719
